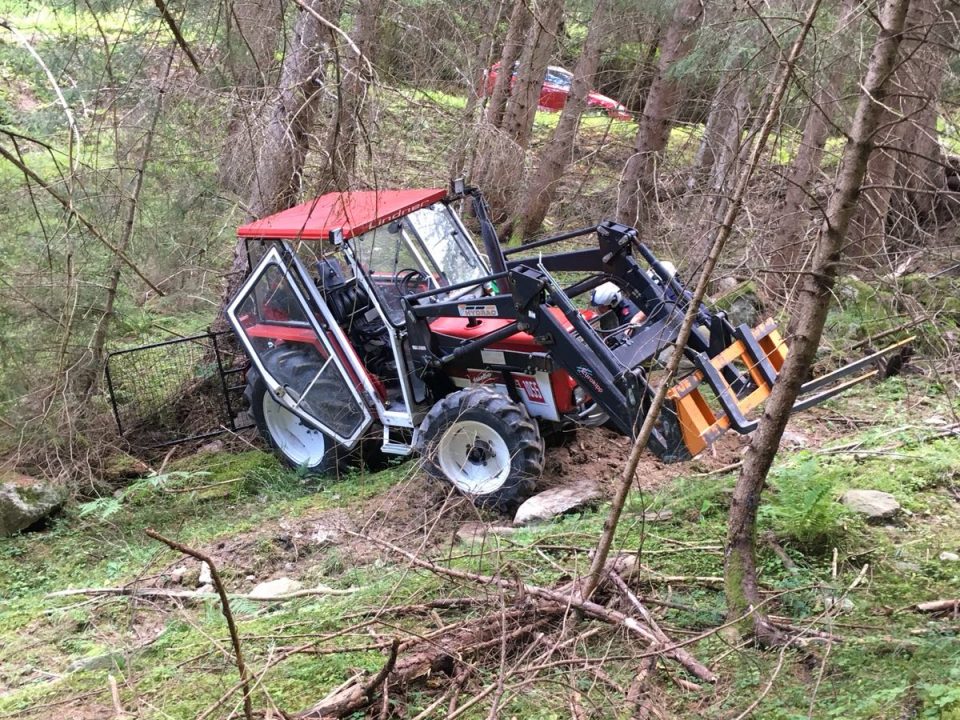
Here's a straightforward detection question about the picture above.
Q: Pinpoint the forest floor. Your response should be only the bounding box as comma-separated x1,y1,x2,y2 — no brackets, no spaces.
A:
1,375,959,719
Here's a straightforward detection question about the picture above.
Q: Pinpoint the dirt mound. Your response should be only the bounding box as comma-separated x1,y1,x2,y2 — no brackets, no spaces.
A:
540,426,748,496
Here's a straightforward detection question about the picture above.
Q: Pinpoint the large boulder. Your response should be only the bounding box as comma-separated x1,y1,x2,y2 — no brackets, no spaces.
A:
841,489,900,520
0,475,65,536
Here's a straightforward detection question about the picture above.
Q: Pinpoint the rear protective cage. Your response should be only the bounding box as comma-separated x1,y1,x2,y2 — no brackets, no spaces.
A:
105,330,252,448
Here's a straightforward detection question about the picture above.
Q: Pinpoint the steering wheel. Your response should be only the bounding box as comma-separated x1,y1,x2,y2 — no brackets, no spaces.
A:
394,268,428,296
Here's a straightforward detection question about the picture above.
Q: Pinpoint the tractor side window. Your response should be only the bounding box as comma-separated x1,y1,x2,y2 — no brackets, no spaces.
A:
406,204,487,288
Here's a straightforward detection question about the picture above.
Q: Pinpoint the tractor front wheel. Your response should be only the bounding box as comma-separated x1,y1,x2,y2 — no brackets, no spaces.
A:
245,347,347,476
415,386,544,512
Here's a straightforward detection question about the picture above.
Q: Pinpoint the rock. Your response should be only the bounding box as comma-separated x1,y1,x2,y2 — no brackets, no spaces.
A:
246,575,257,583
197,584,214,594
68,652,123,673
939,551,960,562
197,440,224,455
823,595,855,612
312,524,341,547
712,280,761,328
248,577,303,599
170,566,189,584
841,490,901,519
713,276,739,295
0,476,65,536
892,560,920,573
641,509,673,523
514,480,603,525
197,562,212,586
780,429,809,449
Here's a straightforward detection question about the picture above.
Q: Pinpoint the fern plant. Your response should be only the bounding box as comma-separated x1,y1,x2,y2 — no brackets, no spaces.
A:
761,456,853,553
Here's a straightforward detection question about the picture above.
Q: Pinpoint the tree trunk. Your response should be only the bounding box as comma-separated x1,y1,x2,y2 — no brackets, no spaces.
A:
501,0,565,151
690,49,747,186
617,0,704,227
888,0,955,231
516,0,610,238
485,0,533,129
450,0,508,178
724,0,913,642
764,0,858,299
217,0,283,196
693,78,752,248
848,0,940,268
321,0,383,191
218,0,332,318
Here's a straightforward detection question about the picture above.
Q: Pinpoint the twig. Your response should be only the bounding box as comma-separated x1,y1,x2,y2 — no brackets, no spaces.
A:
108,674,129,719
851,315,928,350
0,145,164,295
145,529,254,720
153,0,202,73
162,477,243,493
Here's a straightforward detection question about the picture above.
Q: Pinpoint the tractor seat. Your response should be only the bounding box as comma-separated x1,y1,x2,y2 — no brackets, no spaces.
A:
429,307,596,353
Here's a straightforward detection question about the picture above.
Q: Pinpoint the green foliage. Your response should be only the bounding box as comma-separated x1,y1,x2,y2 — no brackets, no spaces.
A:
761,456,854,552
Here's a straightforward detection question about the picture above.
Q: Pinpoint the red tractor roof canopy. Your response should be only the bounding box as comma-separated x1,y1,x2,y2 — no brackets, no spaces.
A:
236,188,447,240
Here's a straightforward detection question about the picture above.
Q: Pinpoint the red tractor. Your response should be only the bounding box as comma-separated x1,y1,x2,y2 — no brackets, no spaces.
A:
226,183,896,511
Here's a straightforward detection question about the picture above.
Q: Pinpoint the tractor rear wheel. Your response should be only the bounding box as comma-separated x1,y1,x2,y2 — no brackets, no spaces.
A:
245,345,347,476
415,386,544,512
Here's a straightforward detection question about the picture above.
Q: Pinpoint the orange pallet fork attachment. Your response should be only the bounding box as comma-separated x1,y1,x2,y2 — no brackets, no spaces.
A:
667,320,787,456
667,321,915,456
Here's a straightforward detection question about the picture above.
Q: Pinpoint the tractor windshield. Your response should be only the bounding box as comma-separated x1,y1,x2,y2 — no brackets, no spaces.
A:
351,202,488,323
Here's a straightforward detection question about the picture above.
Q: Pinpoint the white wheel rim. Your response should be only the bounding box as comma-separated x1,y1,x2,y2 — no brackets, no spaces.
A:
436,420,511,495
262,392,327,467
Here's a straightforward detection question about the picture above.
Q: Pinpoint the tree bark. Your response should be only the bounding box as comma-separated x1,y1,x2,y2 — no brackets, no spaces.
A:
485,0,533,129
449,0,508,178
320,0,383,191
584,0,824,601
764,0,858,298
218,0,333,318
888,0,956,230
217,0,284,195
617,0,704,227
502,0,565,150
724,0,913,642
848,0,942,268
516,0,610,238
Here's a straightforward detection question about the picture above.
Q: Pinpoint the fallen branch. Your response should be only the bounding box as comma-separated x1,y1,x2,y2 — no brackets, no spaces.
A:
145,529,253,720
298,639,399,719
915,599,960,614
347,531,717,683
47,585,359,601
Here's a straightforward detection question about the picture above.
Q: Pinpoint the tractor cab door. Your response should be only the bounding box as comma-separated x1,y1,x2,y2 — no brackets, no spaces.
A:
227,245,375,449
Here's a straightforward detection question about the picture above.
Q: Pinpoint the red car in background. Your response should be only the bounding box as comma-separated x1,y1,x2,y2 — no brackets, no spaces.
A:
485,63,632,121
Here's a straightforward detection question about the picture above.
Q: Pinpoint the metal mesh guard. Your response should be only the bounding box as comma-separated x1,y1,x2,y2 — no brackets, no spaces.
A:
105,331,249,448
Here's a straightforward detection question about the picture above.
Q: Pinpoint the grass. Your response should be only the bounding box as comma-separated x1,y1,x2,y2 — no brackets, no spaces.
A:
2,377,958,718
